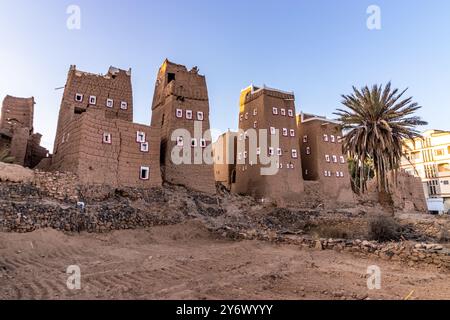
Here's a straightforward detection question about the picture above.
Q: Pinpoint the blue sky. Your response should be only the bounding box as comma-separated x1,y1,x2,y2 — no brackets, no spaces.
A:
0,0,449,150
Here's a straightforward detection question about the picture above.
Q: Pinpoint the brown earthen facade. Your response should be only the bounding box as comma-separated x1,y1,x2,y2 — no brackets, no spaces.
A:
232,85,304,205
0,95,49,167
297,113,355,204
51,66,161,188
150,60,215,194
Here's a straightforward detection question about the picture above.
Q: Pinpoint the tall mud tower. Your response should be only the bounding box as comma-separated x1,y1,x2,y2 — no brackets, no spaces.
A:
151,59,215,194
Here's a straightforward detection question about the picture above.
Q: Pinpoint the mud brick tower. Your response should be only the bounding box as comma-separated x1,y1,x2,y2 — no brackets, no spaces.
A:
297,112,354,204
232,85,304,205
51,65,161,188
150,59,215,194
0,95,49,167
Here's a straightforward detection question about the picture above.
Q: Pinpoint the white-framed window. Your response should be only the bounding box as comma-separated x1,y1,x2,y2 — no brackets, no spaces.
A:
75,93,83,102
340,172,344,177
253,121,258,129
306,147,311,155
136,131,146,143
323,134,328,142
270,127,276,135
197,111,204,121
176,136,184,147
340,156,345,164
282,128,288,136
272,107,278,115
244,151,248,159
103,132,112,144
288,109,294,117
256,147,261,155
245,112,249,120
140,166,150,180
191,138,197,147
140,142,149,152
281,108,286,116
291,163,295,169
106,98,114,108
186,110,193,120
89,95,97,105
200,138,207,148
324,170,328,177
303,135,308,143
279,163,283,169
239,114,243,122
336,171,340,177
277,148,282,156
305,169,308,175
176,109,183,118
332,155,338,163
290,129,295,137
325,155,330,162
331,135,336,143
292,149,298,158
269,147,274,155
337,136,342,143
328,171,332,177
253,108,257,116
120,101,128,110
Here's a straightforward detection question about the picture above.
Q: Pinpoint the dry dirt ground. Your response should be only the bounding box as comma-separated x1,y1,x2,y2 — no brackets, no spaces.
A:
0,220,449,300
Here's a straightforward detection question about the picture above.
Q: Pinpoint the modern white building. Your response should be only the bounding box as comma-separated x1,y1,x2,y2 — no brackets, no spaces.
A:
401,130,450,214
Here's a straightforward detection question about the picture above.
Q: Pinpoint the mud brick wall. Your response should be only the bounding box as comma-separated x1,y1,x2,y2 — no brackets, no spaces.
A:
233,87,304,206
151,60,216,194
10,127,29,166
0,96,34,132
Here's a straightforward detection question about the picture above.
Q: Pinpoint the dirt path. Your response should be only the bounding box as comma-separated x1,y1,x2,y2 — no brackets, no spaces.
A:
0,221,449,300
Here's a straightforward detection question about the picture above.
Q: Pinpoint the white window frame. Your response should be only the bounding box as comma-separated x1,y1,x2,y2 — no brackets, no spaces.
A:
325,155,330,162
253,121,258,129
176,109,183,118
290,129,295,137
200,138,207,148
280,108,286,116
244,151,248,159
256,147,261,155
140,166,150,180
332,155,338,163
340,172,344,177
277,148,282,156
140,142,149,152
282,128,288,136
120,101,128,110
191,138,197,148
340,156,345,164
245,112,249,120
186,110,193,120
269,147,275,156
305,169,308,175
103,132,112,144
89,95,97,105
106,98,114,108
288,109,294,117
331,135,336,143
75,93,83,102
324,171,328,177
292,149,298,158
323,134,329,142
306,147,311,155
272,107,278,115
197,111,204,121
303,135,308,143
177,136,184,147
136,131,146,143
253,108,257,116
239,114,243,122
270,127,276,135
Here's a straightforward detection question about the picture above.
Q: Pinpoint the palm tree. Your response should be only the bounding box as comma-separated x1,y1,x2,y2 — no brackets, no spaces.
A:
335,82,427,194
0,149,15,164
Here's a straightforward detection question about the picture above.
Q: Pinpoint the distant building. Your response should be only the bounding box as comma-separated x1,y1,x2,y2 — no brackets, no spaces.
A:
0,95,49,168
232,85,304,205
297,112,354,204
401,130,450,213
212,130,237,190
51,65,162,188
150,60,215,194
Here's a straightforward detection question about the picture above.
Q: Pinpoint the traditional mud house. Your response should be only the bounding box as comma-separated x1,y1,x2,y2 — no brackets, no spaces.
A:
297,112,354,204
232,85,304,205
150,59,215,194
212,130,237,190
51,65,162,187
0,95,49,168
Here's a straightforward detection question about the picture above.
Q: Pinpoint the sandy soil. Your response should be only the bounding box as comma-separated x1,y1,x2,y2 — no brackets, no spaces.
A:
0,220,449,300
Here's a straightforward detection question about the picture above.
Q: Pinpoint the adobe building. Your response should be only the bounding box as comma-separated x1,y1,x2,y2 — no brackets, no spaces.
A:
297,112,355,205
0,95,49,168
150,59,215,194
51,65,162,188
212,130,237,190
232,85,304,205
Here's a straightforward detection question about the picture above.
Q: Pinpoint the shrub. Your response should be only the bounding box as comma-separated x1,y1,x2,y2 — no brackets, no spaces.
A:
367,215,401,242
